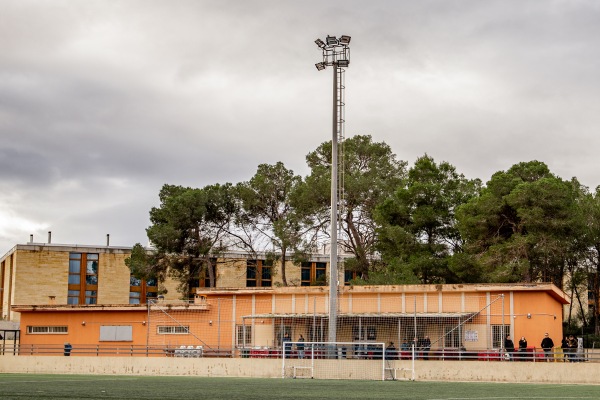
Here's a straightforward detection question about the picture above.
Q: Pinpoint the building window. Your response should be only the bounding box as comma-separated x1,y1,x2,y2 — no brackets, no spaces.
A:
301,262,327,286
492,325,510,348
344,270,358,285
444,325,460,348
68,253,99,305
353,325,377,341
27,326,68,334
129,277,158,304
246,260,272,287
157,326,190,334
236,325,252,347
198,258,217,287
100,325,132,341
85,290,97,305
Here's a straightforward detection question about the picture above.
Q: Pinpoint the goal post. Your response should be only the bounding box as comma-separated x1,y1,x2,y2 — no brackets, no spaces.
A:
281,342,413,381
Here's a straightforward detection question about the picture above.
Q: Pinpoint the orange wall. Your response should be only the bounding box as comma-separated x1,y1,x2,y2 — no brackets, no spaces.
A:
20,310,147,347
17,287,566,352
511,292,563,347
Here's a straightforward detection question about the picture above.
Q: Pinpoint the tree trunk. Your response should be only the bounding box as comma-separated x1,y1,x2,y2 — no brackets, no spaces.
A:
573,284,588,328
594,245,600,335
281,247,288,286
206,255,215,288
345,213,370,279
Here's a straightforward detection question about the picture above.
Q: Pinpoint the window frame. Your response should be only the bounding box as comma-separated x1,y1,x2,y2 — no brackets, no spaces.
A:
444,325,460,348
198,258,217,288
27,326,68,334
236,324,252,347
68,253,99,305
129,276,159,304
157,325,190,335
492,324,510,349
99,325,133,342
352,325,377,341
344,270,358,285
246,260,272,287
301,262,327,286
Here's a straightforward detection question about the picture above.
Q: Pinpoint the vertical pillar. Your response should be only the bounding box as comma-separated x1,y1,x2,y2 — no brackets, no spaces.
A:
328,63,338,344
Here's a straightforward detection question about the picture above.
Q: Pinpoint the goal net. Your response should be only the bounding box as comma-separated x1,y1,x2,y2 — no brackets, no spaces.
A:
282,341,413,380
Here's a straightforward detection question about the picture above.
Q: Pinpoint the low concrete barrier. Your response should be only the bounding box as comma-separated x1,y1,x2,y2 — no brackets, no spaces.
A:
1,354,598,384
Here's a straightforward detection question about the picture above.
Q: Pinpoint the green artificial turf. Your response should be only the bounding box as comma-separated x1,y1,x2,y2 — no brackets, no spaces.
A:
0,374,598,400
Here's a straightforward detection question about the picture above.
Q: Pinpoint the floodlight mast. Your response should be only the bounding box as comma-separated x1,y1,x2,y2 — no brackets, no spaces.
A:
314,35,350,345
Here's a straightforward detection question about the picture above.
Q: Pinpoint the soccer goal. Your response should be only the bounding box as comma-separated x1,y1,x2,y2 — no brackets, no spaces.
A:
281,342,414,381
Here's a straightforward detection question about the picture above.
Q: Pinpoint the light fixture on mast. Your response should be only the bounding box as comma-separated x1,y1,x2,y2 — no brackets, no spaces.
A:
314,34,351,345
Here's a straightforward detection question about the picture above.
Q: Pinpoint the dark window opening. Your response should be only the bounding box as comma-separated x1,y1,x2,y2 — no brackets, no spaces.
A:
246,260,272,287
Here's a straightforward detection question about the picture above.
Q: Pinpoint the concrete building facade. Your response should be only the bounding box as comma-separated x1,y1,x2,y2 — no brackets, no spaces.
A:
14,283,568,359
2,241,569,360
0,241,336,322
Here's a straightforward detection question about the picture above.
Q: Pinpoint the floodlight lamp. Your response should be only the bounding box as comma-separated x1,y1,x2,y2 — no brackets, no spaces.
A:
337,59,349,67
339,35,351,45
326,35,338,45
315,38,326,49
315,62,326,71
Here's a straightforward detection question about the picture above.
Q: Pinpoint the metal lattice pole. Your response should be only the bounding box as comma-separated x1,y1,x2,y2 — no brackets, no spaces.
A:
314,35,351,344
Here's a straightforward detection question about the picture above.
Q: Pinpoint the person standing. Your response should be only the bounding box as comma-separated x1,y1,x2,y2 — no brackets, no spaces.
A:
282,332,291,358
386,341,397,360
561,336,569,362
63,342,72,356
399,339,409,359
422,336,431,360
567,335,577,362
400,339,408,351
540,333,554,362
296,334,305,359
518,336,528,361
504,335,515,361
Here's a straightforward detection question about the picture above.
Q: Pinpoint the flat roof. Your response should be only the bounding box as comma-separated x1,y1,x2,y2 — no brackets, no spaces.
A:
243,312,477,319
196,283,570,305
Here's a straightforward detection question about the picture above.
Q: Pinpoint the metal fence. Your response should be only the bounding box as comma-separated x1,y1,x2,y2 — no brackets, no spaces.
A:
2,342,598,362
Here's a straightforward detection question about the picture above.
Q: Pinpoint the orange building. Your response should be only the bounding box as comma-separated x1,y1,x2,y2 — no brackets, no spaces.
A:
14,283,568,358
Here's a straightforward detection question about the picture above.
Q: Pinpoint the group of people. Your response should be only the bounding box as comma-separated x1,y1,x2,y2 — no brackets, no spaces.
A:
286,331,579,362
561,334,580,362
392,337,431,359
503,335,532,361
283,332,306,358
504,333,570,361
285,333,435,360
383,337,432,360
414,336,431,359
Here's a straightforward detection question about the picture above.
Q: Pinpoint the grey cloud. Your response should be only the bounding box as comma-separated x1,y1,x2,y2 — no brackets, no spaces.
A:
2,0,600,254
0,147,57,186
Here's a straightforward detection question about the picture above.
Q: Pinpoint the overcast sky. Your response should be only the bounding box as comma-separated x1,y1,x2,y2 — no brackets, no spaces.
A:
1,0,600,255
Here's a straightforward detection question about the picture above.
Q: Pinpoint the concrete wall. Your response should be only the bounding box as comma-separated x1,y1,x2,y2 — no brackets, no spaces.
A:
1,355,599,384
216,258,311,288
2,245,336,321
2,245,184,321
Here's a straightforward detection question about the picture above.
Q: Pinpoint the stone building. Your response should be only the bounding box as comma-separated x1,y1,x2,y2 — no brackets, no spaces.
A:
0,240,336,322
